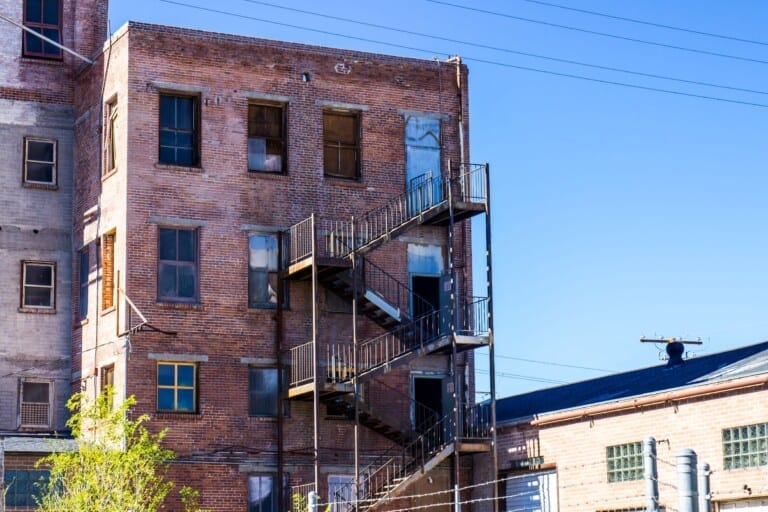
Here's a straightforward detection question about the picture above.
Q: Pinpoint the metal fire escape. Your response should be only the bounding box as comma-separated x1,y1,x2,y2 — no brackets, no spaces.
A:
280,162,496,512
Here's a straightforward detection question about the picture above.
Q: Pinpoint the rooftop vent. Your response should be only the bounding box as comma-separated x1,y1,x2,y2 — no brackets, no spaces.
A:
666,341,685,367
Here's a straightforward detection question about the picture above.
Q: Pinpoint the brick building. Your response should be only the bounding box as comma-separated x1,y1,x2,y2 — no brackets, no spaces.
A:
1,4,496,508
0,0,106,508
477,341,768,512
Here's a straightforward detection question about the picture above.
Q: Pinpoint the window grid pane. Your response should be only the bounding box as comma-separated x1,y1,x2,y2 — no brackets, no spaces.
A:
24,138,56,184
323,112,359,179
248,104,285,172
723,422,768,470
606,442,643,483
158,228,198,302
159,94,198,166
157,362,197,413
22,262,55,308
23,0,62,58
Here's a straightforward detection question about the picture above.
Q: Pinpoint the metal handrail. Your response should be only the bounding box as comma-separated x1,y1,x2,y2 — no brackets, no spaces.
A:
358,258,434,321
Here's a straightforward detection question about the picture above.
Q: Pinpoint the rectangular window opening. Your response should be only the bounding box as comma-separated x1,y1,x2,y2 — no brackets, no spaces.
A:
158,227,199,303
323,111,360,179
157,362,197,413
248,103,285,173
21,261,55,309
102,232,115,310
248,367,289,417
22,0,62,59
248,233,285,308
105,99,118,173
3,469,50,508
20,380,52,428
78,248,89,320
723,422,768,470
23,137,57,186
606,441,644,483
159,93,199,166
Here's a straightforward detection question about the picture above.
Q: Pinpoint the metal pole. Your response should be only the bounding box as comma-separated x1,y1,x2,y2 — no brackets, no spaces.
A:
447,160,462,512
352,216,360,512
698,463,711,512
484,163,499,512
643,437,659,512
277,231,285,512
311,214,321,492
309,490,318,512
676,449,698,512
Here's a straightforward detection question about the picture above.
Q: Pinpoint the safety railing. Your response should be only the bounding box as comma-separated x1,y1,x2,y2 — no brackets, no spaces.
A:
289,341,314,388
456,296,489,336
359,258,434,321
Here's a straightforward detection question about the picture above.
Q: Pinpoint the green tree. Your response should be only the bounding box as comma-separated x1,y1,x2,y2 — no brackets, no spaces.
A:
36,388,205,512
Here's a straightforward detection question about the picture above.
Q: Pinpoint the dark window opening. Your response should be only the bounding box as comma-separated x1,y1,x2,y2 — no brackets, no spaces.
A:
323,111,360,179
78,249,89,319
159,94,199,166
248,104,285,172
24,138,57,185
22,261,55,308
22,0,62,59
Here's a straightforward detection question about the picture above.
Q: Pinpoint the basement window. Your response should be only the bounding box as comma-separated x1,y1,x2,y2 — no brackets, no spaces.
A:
323,111,360,179
606,441,643,483
22,0,62,59
723,422,768,470
23,137,57,186
248,104,285,173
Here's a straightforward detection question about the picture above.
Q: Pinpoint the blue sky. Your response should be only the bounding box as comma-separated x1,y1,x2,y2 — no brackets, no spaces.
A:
110,1,768,398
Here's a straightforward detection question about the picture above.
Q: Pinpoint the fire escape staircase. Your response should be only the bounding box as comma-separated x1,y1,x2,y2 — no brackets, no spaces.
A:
283,164,492,510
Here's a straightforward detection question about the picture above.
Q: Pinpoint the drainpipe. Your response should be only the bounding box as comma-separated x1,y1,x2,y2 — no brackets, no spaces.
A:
677,449,698,512
644,437,659,512
446,56,466,170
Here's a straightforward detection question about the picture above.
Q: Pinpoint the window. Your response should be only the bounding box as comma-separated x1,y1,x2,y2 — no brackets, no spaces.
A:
248,104,285,172
101,364,115,409
606,442,643,483
104,99,118,173
4,469,50,508
328,475,355,512
157,362,197,413
22,0,61,59
159,94,198,166
248,233,281,308
20,380,51,428
323,111,360,179
158,228,198,302
102,232,115,310
248,475,277,512
723,422,768,470
23,137,57,185
248,367,289,417
78,248,89,319
21,261,55,309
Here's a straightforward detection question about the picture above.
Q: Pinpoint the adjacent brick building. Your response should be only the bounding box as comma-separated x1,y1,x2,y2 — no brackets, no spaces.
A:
2,3,495,508
478,341,768,512
0,0,106,508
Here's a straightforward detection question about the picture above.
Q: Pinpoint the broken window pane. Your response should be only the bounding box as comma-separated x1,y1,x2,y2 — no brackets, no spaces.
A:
248,104,285,172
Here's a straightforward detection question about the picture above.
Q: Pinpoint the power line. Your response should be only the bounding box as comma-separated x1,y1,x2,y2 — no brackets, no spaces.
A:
158,0,768,109
426,0,768,66
237,0,768,97
519,0,768,48
494,353,613,373
475,368,566,384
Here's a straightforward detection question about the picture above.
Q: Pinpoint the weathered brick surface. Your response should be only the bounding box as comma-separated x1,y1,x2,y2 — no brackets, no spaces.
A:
70,22,481,510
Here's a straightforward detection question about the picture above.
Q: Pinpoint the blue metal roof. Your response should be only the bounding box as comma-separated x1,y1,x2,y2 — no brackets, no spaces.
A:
496,340,768,424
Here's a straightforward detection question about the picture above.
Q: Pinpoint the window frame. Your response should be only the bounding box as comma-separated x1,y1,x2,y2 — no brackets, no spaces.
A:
78,248,89,320
723,422,768,470
19,379,52,429
248,474,283,512
157,227,199,303
21,260,56,310
3,469,50,508
328,474,355,512
102,231,116,310
104,98,118,174
323,110,361,179
248,102,287,173
248,232,285,309
606,441,644,483
156,362,198,413
22,0,62,59
158,93,200,167
23,137,58,187
248,366,289,418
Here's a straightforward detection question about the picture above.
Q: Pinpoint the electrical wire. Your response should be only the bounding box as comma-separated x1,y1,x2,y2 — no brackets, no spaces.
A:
519,0,768,48
235,0,768,97
494,353,613,372
475,368,566,384
426,0,768,66
158,0,768,109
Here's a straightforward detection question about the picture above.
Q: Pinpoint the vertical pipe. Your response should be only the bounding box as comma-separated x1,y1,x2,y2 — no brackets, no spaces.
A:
352,216,360,512
0,438,5,512
311,214,321,493
276,230,285,512
698,463,711,512
644,437,659,512
677,449,698,512
484,163,499,512
447,160,462,512
309,490,318,512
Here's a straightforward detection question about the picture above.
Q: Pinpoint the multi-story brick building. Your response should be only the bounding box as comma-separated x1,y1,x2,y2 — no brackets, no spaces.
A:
64,17,495,512
479,340,768,512
0,0,106,508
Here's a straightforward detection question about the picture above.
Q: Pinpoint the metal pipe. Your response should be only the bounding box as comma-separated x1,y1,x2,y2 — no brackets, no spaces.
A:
677,449,698,512
644,437,659,512
311,214,321,491
698,463,711,512
277,230,285,512
484,163,499,512
352,216,360,512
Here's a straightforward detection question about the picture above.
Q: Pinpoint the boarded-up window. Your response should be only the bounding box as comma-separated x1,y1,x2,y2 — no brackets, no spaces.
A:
323,111,359,179
102,232,115,310
248,104,285,172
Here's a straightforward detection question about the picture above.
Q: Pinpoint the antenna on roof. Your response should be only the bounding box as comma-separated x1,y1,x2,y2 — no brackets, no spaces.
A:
640,337,702,367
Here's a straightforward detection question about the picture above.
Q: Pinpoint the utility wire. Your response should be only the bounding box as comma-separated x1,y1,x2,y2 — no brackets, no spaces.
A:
475,368,566,384
159,0,768,109
495,353,613,372
237,0,768,97
520,0,768,48
427,0,768,66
